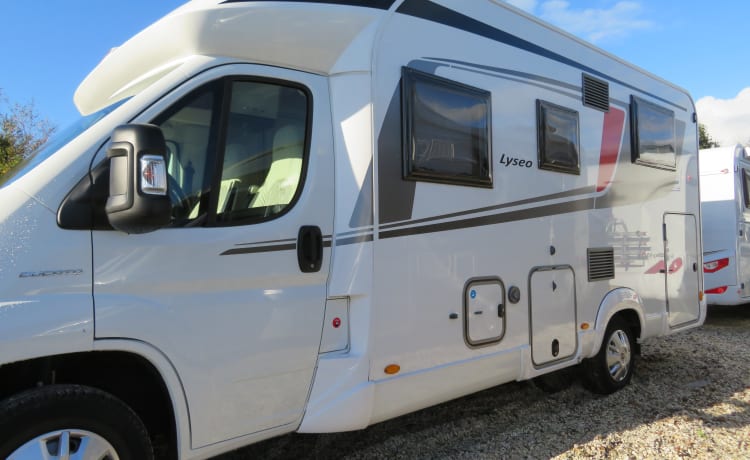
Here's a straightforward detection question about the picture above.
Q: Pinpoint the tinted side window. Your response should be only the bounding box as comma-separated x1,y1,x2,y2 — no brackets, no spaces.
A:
216,81,308,224
152,78,309,227
401,67,492,188
631,96,676,170
155,84,220,225
536,100,580,175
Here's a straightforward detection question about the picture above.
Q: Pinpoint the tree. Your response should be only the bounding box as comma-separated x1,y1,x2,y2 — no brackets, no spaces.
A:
0,90,56,177
699,123,719,150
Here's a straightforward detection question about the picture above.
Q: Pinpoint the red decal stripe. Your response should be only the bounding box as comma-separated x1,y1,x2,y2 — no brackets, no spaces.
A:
645,260,666,275
596,107,626,192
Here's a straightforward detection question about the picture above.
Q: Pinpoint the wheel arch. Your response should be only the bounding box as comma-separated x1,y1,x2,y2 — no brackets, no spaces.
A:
0,340,190,459
590,287,645,357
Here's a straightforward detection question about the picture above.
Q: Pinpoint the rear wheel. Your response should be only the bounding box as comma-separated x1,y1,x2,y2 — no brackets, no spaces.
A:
581,317,636,394
0,384,153,460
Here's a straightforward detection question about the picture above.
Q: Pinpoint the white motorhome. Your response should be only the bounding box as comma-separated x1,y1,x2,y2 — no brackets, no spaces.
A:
699,144,750,305
0,0,704,458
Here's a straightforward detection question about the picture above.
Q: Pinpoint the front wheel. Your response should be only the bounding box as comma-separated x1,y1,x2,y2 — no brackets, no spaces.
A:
581,317,636,394
0,384,153,460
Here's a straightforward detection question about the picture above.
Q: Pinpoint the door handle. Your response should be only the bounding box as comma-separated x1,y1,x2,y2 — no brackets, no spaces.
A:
297,226,323,273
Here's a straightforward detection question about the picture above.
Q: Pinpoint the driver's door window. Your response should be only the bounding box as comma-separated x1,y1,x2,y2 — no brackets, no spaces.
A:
153,78,309,227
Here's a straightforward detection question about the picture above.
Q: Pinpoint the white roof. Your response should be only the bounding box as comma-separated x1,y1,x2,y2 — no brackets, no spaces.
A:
74,0,384,115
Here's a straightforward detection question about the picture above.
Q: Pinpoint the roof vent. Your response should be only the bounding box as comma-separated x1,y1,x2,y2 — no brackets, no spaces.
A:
588,247,615,281
582,74,610,112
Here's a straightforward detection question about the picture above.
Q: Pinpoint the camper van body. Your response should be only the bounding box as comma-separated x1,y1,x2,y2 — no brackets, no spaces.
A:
0,0,704,458
699,144,750,305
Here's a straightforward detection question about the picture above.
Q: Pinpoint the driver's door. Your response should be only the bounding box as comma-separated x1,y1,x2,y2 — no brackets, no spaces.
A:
92,65,334,448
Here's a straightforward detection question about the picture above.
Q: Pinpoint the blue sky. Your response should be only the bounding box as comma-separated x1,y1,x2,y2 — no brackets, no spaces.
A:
2,0,749,144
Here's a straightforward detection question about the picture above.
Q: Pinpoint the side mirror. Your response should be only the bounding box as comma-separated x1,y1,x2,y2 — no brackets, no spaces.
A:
105,124,172,234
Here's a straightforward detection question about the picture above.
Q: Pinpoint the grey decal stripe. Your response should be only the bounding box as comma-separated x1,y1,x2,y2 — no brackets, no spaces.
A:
378,86,416,224
397,0,686,112
349,160,374,228
223,235,332,255
336,234,375,246
429,57,580,93
380,186,596,230
426,58,627,107
339,227,374,237
379,197,596,239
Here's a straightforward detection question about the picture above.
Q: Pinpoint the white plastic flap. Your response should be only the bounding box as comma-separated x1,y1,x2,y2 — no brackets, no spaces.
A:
320,298,349,354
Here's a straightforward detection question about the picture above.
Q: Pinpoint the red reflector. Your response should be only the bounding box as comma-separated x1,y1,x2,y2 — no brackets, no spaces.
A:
332,317,341,329
706,286,728,294
703,258,729,273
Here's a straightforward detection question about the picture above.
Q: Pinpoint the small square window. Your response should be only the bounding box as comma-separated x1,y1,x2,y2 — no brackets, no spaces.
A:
631,96,676,170
537,100,580,175
401,67,492,188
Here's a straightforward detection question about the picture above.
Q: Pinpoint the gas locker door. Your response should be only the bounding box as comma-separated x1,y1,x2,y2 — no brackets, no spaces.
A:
92,65,334,448
529,266,577,367
664,213,701,327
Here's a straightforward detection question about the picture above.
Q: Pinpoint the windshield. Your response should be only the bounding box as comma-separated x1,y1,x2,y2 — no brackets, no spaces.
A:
0,100,127,189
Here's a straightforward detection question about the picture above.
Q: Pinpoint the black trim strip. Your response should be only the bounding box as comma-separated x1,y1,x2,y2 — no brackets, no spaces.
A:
234,238,296,247
380,186,595,230
397,0,686,112
379,197,595,239
222,243,297,256
221,0,396,9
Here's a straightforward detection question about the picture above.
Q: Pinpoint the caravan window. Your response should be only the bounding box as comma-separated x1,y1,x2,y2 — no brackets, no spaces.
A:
536,100,580,175
401,67,492,188
631,96,676,170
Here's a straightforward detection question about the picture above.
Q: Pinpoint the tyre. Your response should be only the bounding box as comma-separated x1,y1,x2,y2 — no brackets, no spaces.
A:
581,317,636,394
0,384,153,460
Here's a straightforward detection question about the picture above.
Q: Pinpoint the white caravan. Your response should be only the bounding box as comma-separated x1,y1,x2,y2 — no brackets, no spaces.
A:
0,0,705,458
699,144,750,305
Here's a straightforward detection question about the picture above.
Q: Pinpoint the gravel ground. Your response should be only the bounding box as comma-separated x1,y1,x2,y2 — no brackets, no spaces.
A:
217,305,750,459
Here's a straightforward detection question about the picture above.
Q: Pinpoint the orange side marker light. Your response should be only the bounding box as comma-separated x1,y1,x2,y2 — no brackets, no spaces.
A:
384,364,401,375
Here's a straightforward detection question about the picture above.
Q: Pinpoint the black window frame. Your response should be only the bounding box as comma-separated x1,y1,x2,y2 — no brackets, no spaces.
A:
630,96,676,171
401,67,493,188
536,100,581,175
742,168,750,209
